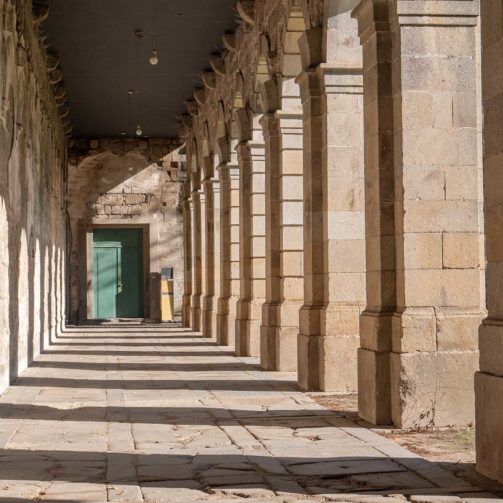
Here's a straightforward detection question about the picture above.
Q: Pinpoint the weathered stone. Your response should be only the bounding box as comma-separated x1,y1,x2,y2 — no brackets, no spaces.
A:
67,139,184,323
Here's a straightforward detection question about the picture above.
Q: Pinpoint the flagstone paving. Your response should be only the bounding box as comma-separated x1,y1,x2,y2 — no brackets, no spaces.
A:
0,326,500,502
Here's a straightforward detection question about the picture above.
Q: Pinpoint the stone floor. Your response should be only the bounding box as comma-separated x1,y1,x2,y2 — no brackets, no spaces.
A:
0,326,500,502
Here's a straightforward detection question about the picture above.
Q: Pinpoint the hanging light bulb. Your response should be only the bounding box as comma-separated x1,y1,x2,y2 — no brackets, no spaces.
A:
150,47,159,66
136,125,143,136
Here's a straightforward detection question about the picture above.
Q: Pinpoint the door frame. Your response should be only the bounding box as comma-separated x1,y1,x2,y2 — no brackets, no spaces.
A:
92,228,145,319
78,219,162,323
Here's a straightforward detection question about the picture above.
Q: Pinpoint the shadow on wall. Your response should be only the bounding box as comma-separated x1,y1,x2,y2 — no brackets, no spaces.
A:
66,140,185,324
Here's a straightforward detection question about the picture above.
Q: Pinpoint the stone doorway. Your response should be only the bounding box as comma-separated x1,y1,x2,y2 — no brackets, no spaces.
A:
92,228,144,319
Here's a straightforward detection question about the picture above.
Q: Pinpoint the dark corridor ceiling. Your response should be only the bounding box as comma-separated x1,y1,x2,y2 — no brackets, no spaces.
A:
45,0,239,139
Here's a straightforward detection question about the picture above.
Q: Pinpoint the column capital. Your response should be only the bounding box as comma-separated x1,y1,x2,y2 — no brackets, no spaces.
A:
202,176,220,186
352,0,390,45
259,113,280,137
295,68,324,102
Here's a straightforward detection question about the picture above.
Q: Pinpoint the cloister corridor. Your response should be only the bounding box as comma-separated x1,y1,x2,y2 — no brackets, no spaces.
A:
0,325,496,502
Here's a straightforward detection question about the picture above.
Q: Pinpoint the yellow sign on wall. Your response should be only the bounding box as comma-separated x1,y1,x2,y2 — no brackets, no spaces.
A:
161,268,174,322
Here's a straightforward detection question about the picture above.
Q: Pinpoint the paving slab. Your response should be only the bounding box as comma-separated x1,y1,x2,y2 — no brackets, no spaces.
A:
0,326,497,502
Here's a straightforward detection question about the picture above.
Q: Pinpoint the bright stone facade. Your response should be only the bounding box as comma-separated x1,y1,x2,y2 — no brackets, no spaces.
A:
179,0,500,484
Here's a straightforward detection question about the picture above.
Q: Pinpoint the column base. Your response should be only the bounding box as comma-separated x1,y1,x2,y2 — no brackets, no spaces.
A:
216,313,228,345
358,310,393,425
390,350,478,429
260,325,298,371
389,308,482,428
235,299,261,357
235,319,260,357
182,295,191,328
216,297,229,345
190,295,201,333
298,333,358,392
226,295,238,349
201,295,214,338
475,371,503,484
260,300,299,371
182,307,191,328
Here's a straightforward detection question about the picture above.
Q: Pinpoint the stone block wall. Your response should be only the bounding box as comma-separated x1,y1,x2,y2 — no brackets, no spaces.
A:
67,138,184,323
0,0,67,393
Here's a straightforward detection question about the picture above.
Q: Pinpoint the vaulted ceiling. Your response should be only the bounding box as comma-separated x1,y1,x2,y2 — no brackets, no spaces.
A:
45,0,239,139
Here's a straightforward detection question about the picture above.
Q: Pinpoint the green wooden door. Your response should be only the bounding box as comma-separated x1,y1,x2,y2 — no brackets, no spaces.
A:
93,228,144,319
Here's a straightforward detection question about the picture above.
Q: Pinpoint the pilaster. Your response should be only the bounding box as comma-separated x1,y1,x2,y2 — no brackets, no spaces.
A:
260,111,304,371
297,7,365,392
181,181,192,328
354,0,484,428
217,163,231,345
235,123,266,356
201,176,220,339
190,189,202,332
477,0,502,484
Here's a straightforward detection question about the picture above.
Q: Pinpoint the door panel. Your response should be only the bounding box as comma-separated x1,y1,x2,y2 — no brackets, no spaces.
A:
94,247,118,318
93,228,144,319
117,245,143,317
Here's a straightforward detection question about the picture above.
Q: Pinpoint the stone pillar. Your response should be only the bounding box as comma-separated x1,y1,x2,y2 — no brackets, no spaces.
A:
228,163,241,347
212,177,221,338
355,0,483,428
297,8,366,391
200,189,208,333
235,123,266,356
353,0,395,425
476,0,502,484
202,176,218,339
260,112,304,371
182,182,193,328
190,188,202,332
217,163,230,344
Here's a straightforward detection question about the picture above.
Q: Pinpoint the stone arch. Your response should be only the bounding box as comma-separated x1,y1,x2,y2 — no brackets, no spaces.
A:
278,0,305,111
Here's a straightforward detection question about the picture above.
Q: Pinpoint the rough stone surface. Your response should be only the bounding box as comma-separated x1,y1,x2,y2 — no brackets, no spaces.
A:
0,326,497,502
477,0,503,485
67,139,184,323
0,0,67,394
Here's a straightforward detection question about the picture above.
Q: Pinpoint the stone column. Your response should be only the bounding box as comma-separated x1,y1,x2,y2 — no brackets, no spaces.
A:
235,122,266,356
190,188,202,332
355,0,483,428
200,189,208,333
228,163,241,347
182,182,192,328
353,0,395,425
260,112,304,371
217,163,230,344
476,0,502,484
297,8,366,391
202,176,217,339
212,177,221,338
